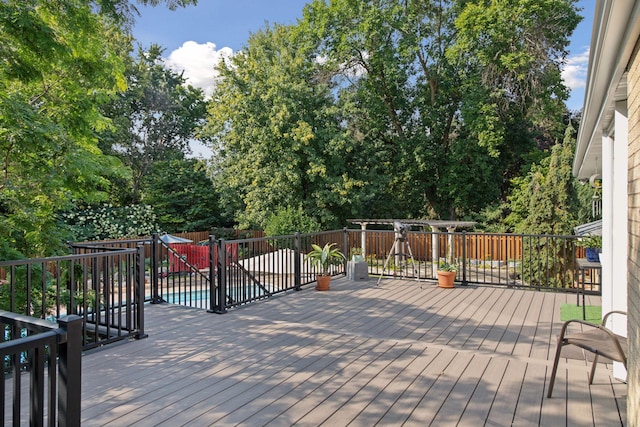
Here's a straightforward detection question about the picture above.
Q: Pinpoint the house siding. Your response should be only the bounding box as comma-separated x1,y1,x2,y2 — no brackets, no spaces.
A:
628,36,640,427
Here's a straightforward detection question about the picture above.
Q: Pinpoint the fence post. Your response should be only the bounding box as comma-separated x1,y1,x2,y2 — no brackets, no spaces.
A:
294,233,301,291
151,233,160,303
58,315,82,427
461,231,468,286
213,239,227,314
135,244,148,339
207,235,217,313
343,227,349,275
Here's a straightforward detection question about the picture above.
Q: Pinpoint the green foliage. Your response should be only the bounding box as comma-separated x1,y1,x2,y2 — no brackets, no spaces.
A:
520,236,575,288
142,158,227,233
0,0,132,256
505,123,584,288
264,206,321,237
0,263,49,316
576,234,602,249
204,0,579,226
450,0,581,133
507,123,582,235
100,44,207,203
62,204,159,241
0,1,199,257
202,23,361,229
305,242,345,275
438,261,457,272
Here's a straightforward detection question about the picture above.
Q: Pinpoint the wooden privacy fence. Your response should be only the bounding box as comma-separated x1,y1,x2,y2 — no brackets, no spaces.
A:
352,231,579,262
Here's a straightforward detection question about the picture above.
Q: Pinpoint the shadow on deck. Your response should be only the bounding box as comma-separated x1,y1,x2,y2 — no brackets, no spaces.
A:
80,277,626,426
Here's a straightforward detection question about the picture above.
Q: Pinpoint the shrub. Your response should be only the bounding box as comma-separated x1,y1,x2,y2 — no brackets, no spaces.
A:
61,204,159,241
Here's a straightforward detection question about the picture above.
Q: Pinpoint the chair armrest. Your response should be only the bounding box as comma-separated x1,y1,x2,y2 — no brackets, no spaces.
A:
601,310,626,327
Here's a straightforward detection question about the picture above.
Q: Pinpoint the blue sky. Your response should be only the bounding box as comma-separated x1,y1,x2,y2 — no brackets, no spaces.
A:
133,0,593,110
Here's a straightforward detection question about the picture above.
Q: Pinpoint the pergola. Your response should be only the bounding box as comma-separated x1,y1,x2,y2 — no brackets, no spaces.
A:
348,219,476,275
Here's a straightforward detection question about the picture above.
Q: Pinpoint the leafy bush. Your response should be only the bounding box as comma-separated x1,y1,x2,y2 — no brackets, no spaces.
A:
61,204,159,241
264,206,320,236
576,234,602,248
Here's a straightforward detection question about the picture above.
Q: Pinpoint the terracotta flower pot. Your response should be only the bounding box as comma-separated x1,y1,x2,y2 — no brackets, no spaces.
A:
316,275,331,291
437,271,456,288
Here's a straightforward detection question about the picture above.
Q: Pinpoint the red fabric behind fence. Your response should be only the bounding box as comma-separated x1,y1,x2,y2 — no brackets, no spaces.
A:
168,243,238,273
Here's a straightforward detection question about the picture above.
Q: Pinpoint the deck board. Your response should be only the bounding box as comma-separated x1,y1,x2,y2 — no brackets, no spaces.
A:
77,278,626,426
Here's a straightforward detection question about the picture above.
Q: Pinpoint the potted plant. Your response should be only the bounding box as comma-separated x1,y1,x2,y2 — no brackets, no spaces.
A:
350,247,364,262
305,243,346,291
577,234,602,262
437,261,457,288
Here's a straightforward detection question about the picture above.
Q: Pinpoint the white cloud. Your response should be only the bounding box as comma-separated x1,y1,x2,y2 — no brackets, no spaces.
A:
562,47,590,91
164,41,234,99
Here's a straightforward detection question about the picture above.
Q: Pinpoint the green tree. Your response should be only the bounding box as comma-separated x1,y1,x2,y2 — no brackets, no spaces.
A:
449,0,581,197
301,0,465,218
507,124,581,235
100,44,207,203
142,158,226,233
506,123,583,287
0,1,128,257
202,23,365,229
264,205,321,237
0,0,198,258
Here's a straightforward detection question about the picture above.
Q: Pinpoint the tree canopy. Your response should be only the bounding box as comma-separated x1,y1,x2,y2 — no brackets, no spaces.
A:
100,44,207,203
0,0,589,258
203,0,581,228
0,0,197,257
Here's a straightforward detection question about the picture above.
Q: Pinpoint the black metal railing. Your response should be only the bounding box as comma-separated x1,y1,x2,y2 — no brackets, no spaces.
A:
0,245,147,350
130,231,347,313
1,310,82,427
347,228,594,292
9,229,593,319
143,228,595,313
209,230,346,313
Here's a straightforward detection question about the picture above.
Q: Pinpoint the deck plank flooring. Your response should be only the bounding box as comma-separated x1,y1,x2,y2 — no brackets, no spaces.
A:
79,277,627,426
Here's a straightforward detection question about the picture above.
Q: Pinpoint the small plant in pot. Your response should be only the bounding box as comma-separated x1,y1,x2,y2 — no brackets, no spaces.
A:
437,261,457,288
577,234,602,262
305,243,345,291
350,247,364,262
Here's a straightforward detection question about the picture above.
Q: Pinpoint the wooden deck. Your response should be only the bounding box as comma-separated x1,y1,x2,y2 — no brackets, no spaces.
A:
80,277,627,426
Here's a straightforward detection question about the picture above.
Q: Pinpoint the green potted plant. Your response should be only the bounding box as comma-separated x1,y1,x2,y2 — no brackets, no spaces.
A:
305,243,345,291
437,261,457,288
577,234,602,262
350,247,364,262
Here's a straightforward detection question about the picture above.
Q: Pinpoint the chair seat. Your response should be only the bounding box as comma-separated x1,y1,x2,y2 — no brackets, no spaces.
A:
565,329,628,363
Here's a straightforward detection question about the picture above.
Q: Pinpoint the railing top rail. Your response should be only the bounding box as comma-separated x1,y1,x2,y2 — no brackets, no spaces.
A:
0,247,139,267
0,329,59,355
0,309,59,332
71,237,152,246
217,229,345,245
354,228,579,239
